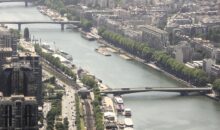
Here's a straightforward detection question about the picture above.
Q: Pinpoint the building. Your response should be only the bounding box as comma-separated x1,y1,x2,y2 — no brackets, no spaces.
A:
203,58,215,75
213,48,220,64
0,47,12,65
0,26,18,56
0,94,38,130
139,25,169,50
173,41,193,63
0,62,32,97
210,64,220,77
18,52,42,104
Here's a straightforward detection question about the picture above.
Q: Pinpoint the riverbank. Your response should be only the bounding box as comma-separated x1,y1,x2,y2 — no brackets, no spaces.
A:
35,5,219,102
3,3,220,129
97,39,220,101
97,39,193,87
37,6,68,22
77,69,134,129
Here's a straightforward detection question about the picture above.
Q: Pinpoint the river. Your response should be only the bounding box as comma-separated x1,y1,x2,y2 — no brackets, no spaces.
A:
1,2,220,130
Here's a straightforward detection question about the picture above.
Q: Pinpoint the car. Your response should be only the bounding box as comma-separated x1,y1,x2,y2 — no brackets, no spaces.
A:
121,88,130,90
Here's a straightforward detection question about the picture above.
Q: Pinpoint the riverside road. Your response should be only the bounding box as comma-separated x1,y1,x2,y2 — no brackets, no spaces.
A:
1,2,220,130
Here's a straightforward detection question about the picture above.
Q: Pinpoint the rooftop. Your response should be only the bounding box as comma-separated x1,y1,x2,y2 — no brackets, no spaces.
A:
18,52,39,57
139,25,168,34
0,47,12,52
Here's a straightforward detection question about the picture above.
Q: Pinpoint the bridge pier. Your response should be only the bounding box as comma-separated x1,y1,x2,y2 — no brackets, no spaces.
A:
61,23,64,31
180,92,188,96
25,1,28,7
18,24,21,31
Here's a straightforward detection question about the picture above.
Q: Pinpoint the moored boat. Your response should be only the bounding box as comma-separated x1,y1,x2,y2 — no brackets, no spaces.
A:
124,108,132,117
114,96,124,112
124,118,133,128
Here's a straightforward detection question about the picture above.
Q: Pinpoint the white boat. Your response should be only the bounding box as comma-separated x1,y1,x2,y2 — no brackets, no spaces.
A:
114,96,124,112
114,96,124,104
124,108,132,117
124,118,133,128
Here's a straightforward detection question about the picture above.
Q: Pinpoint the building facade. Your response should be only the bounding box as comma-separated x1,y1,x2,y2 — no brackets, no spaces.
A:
1,62,32,97
0,94,38,130
18,52,42,104
139,25,169,50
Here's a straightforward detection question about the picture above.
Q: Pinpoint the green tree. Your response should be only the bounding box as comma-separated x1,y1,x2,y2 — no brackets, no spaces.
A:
213,79,220,97
80,19,92,32
9,29,20,38
34,44,76,81
55,122,65,130
60,8,67,16
24,27,30,41
81,75,97,89
213,79,220,90
63,117,69,130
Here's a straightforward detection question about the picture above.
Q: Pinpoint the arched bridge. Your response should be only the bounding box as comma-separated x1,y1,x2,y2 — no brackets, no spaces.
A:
0,21,81,31
101,87,212,96
0,0,37,7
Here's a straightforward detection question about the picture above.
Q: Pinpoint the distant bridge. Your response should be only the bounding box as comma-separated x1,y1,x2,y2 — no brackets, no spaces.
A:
0,21,81,31
0,0,37,7
101,87,212,95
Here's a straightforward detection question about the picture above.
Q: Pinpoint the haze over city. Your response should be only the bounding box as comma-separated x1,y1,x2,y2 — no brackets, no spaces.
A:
0,0,220,130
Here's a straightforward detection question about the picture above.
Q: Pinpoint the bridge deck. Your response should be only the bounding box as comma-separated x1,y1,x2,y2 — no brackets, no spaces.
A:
101,87,212,94
0,21,80,24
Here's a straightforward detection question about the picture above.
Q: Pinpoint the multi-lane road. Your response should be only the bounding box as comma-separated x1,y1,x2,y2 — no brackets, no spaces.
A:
61,80,77,130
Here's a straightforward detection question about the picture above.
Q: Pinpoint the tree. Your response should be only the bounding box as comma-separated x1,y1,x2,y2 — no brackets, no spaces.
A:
63,117,69,130
60,8,67,17
213,79,220,97
213,79,220,90
81,75,97,89
115,0,122,7
80,19,92,32
55,122,65,130
9,29,20,38
24,27,30,41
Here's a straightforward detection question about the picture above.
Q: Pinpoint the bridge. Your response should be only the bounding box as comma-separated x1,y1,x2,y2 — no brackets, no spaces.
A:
0,0,36,7
0,21,81,31
101,87,212,96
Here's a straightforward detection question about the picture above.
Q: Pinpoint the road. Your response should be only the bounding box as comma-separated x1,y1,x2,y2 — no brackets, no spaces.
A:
61,80,77,130
42,61,77,130
83,99,94,130
40,102,51,130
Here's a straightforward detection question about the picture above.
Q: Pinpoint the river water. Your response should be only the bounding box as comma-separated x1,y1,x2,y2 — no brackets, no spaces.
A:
1,2,220,130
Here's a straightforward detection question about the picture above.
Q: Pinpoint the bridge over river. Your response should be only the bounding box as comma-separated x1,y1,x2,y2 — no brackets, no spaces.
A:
0,0,36,7
0,21,81,31
101,87,212,95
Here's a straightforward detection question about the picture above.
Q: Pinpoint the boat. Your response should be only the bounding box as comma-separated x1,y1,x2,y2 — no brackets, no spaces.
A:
118,120,125,129
124,118,133,128
114,96,124,104
58,50,73,61
124,108,132,117
95,47,111,56
81,33,95,41
114,96,124,112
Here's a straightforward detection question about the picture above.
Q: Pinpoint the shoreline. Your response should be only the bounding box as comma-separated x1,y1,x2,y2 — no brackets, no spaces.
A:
97,39,220,101
97,39,194,88
36,5,219,102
